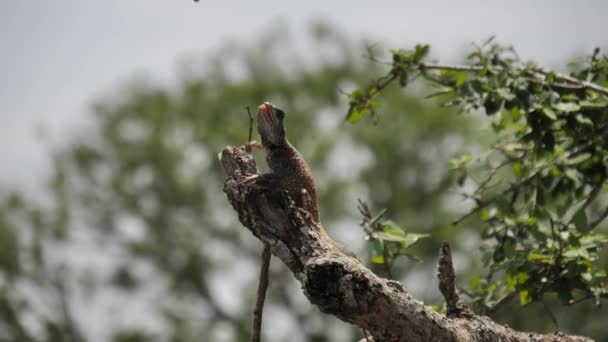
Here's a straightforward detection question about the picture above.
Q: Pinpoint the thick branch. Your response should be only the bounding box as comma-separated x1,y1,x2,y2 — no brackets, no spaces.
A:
220,145,593,342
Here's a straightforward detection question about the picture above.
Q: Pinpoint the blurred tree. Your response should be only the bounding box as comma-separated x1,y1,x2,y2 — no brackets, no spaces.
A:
0,23,604,341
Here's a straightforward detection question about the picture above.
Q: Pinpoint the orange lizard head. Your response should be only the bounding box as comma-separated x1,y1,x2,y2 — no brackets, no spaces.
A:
256,102,287,147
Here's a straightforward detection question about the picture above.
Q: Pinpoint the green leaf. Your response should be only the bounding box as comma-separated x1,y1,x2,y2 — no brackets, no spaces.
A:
496,88,516,101
554,102,581,113
542,107,557,120
520,289,531,305
346,107,369,124
506,273,517,291
510,107,522,121
374,231,407,242
455,72,467,86
399,233,429,249
512,161,523,177
579,99,608,110
563,198,587,223
469,276,480,290
575,114,593,125
573,209,588,232
371,255,385,264
369,208,387,225
413,44,430,62
565,153,591,165
528,253,555,264
517,272,530,284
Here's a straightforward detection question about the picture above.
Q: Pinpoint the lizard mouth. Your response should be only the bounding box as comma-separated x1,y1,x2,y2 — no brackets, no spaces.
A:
257,102,278,126
256,101,285,146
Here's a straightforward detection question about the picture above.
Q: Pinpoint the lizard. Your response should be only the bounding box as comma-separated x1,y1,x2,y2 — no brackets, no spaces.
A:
244,102,361,342
244,101,356,257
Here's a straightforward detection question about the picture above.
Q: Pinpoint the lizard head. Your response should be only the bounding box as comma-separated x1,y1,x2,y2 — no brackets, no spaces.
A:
256,102,287,147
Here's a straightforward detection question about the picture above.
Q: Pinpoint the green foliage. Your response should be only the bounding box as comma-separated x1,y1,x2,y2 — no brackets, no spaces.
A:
346,44,430,123
348,39,608,313
357,201,428,276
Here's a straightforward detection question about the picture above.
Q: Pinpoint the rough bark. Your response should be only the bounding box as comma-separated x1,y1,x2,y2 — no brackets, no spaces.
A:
219,145,593,342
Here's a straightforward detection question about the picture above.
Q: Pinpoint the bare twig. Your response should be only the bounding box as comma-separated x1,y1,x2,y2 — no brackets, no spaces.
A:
54,278,85,342
488,291,517,313
383,245,394,279
246,106,254,142
565,178,607,228
589,204,608,231
582,179,606,212
453,170,539,225
245,106,255,153
252,246,271,342
542,300,559,328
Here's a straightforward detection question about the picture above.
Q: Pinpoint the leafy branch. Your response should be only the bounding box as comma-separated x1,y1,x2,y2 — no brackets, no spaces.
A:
348,39,608,312
357,200,428,278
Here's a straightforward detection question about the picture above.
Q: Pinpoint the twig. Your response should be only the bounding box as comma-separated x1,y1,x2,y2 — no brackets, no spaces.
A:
247,106,254,142
565,178,607,228
542,300,559,328
550,219,563,264
453,170,539,225
383,245,393,279
535,67,608,96
566,294,594,306
54,278,85,342
588,204,608,231
252,245,271,342
245,106,255,152
582,179,606,211
488,291,516,313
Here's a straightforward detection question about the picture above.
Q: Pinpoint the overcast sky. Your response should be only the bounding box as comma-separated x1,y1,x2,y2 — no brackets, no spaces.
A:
1,0,607,192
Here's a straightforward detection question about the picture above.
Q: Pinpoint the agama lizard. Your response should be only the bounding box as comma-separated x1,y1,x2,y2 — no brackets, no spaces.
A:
244,102,359,342
245,102,355,257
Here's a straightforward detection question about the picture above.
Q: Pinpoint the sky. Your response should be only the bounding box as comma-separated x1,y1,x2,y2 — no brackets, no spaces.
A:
1,0,607,192
1,1,607,340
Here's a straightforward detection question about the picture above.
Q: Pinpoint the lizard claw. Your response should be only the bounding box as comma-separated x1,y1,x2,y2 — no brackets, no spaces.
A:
239,174,260,185
245,140,263,151
299,208,313,221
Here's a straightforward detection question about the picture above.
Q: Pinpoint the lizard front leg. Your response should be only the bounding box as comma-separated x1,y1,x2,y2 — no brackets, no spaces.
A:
239,173,280,189
299,188,319,226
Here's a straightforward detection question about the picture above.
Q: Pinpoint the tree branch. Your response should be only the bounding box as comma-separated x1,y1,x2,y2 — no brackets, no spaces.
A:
437,242,467,317
418,62,608,96
220,145,594,342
